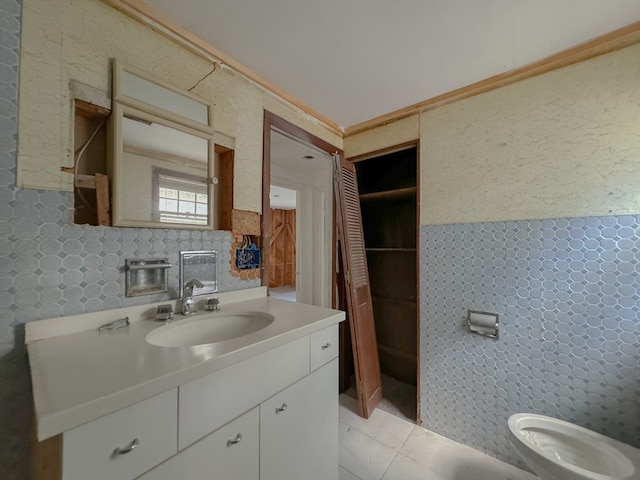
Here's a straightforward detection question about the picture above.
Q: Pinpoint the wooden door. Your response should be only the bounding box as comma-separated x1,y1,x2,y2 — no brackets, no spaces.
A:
333,154,382,418
269,208,296,288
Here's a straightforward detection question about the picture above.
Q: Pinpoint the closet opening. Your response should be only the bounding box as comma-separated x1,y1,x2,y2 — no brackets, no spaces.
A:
345,143,420,423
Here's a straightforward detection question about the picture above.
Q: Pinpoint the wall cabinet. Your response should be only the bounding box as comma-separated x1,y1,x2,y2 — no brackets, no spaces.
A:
56,325,339,480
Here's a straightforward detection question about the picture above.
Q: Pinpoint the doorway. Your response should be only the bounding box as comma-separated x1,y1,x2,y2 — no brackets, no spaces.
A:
262,112,338,309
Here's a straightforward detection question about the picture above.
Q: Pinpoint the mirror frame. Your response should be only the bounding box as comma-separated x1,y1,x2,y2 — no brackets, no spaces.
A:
112,60,214,134
109,60,217,230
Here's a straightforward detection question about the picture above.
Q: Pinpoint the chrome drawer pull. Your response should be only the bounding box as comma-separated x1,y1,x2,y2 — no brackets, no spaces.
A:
275,403,288,413
227,433,242,447
114,438,139,455
321,342,331,350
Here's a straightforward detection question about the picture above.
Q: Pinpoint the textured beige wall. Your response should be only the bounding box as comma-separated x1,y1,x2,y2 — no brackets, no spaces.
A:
17,0,341,213
420,44,640,225
344,114,419,158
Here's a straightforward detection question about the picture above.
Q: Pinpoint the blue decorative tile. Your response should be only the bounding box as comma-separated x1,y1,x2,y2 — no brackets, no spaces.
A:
420,215,640,468
0,3,259,475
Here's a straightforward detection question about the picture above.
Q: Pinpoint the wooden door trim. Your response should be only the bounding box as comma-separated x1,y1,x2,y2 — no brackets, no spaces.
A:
348,140,419,164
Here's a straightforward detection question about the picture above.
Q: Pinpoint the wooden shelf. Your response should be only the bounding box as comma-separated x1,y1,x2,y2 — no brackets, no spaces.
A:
359,186,416,201
371,295,417,305
366,247,416,252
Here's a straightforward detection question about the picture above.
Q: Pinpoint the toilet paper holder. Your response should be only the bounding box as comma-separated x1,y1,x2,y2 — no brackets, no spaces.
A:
467,310,499,338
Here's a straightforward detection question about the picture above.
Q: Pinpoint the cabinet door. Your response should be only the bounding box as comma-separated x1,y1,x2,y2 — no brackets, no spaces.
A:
137,407,259,480
260,358,338,480
63,389,177,480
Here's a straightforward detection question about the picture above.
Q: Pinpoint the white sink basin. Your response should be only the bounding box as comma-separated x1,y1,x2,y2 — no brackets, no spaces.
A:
146,312,275,347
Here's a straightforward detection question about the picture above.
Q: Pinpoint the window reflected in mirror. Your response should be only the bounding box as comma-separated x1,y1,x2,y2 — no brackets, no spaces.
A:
153,168,208,225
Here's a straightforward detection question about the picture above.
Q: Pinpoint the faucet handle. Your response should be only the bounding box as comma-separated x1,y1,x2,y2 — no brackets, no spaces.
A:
156,304,173,322
206,297,220,312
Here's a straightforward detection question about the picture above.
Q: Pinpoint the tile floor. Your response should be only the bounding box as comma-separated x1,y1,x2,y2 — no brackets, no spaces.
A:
338,394,536,480
345,374,417,424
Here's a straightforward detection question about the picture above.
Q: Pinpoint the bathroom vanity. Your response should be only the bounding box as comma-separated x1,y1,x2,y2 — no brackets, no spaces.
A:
27,288,344,480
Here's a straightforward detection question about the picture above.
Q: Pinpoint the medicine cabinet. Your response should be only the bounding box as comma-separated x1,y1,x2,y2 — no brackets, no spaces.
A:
108,60,217,229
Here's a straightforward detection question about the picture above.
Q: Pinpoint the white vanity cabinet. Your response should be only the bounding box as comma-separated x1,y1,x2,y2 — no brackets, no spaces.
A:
177,336,310,450
138,407,260,480
136,324,339,480
29,297,343,480
260,358,338,480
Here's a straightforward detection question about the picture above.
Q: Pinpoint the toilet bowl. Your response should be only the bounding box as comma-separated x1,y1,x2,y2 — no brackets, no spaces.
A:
508,413,640,480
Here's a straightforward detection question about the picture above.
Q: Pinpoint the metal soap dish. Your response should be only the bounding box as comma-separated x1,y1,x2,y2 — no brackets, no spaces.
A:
179,250,217,298
125,258,171,297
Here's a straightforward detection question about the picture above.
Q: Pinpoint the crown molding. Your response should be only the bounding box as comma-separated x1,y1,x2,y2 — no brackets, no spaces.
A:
102,0,343,136
344,21,640,136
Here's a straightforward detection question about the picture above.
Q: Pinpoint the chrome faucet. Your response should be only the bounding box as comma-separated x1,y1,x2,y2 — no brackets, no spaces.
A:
182,279,204,315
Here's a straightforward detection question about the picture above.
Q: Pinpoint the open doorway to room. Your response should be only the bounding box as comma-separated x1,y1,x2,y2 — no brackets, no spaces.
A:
262,112,337,309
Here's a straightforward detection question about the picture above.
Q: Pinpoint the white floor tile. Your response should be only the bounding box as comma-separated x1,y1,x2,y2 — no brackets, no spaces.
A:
338,395,535,480
397,426,537,480
339,395,414,450
339,421,398,480
381,452,448,480
339,465,363,480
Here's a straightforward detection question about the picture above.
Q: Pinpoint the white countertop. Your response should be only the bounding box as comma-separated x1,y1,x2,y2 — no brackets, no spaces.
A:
26,289,345,441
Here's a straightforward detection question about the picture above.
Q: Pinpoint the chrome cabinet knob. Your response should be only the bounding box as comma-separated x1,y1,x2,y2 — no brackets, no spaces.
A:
227,433,242,447
275,403,288,413
321,342,331,350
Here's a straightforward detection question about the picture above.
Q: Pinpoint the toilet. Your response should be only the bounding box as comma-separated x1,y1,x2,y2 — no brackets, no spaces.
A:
508,413,640,480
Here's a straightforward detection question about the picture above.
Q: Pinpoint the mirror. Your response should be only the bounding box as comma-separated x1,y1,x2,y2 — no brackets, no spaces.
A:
109,60,216,229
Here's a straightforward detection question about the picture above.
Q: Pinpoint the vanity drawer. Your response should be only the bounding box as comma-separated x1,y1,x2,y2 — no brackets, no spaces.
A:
62,389,177,480
138,407,259,480
178,336,309,449
309,325,338,371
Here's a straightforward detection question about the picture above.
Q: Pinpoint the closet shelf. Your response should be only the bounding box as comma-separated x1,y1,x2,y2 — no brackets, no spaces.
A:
359,186,416,201
365,247,416,252
371,295,417,305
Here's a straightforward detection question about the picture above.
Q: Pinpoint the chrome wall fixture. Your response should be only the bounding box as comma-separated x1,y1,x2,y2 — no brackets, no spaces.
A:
467,310,499,338
179,250,218,298
125,258,171,297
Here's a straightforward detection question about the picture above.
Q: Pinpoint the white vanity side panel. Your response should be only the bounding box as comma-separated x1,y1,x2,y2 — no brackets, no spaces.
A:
62,389,177,480
138,407,259,480
178,336,309,449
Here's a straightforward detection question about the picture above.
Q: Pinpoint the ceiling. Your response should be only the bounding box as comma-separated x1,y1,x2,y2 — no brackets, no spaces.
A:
269,185,296,210
145,0,640,129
